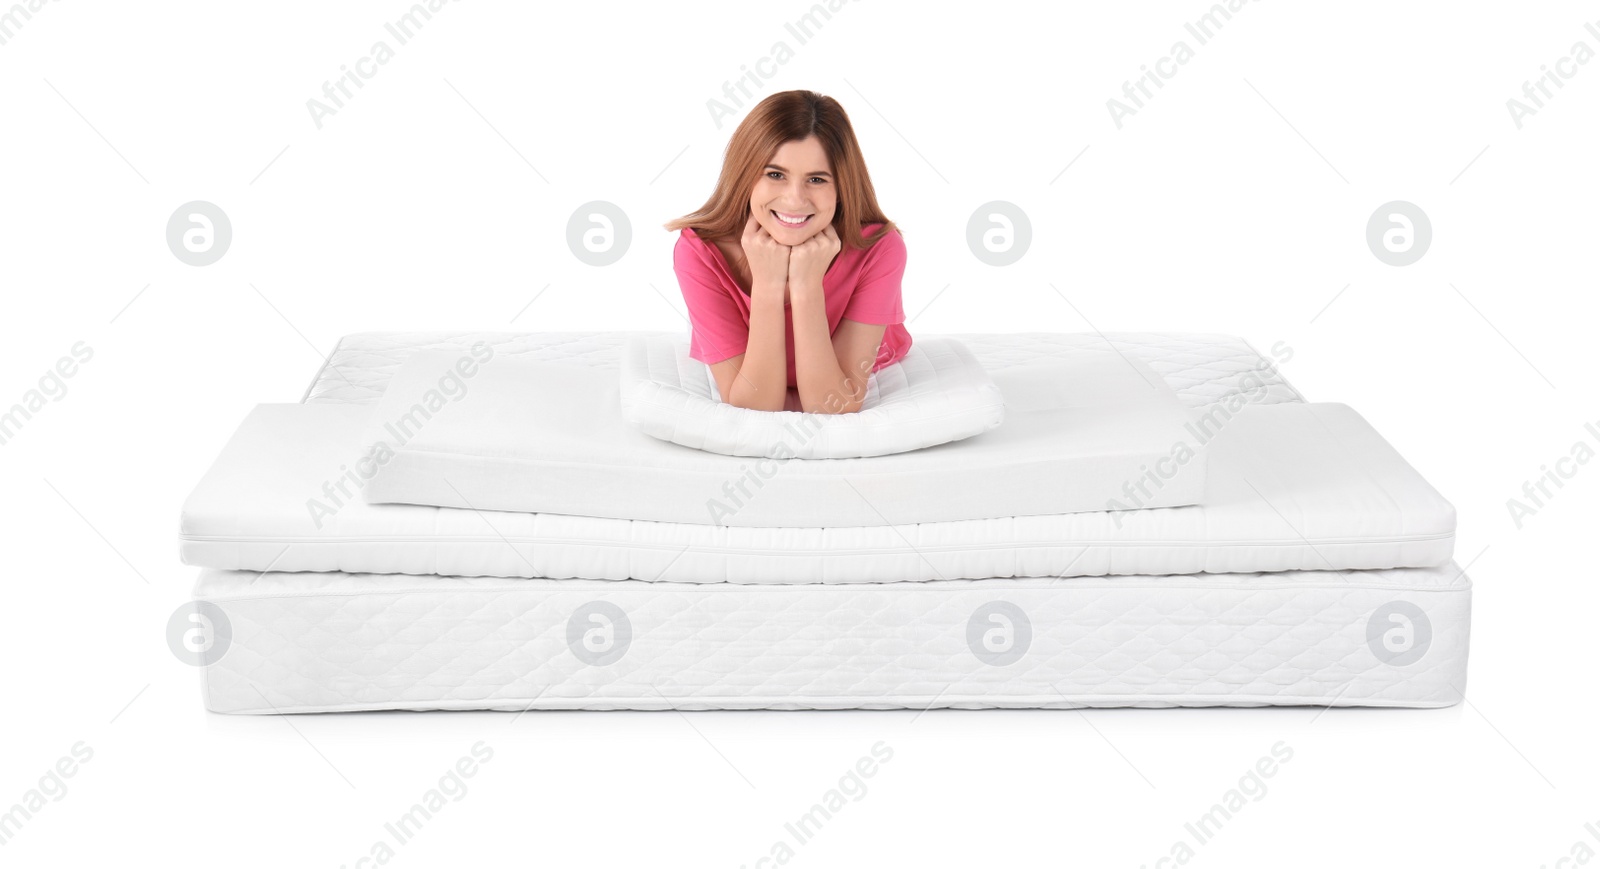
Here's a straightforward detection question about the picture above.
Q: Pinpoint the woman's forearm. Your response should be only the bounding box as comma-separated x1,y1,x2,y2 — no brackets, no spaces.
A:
727,282,790,411
790,289,865,414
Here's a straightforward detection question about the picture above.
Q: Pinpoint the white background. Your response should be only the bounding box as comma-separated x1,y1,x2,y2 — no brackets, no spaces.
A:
2,0,1596,865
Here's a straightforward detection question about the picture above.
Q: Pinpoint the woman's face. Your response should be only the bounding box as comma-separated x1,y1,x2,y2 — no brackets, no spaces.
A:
749,136,837,246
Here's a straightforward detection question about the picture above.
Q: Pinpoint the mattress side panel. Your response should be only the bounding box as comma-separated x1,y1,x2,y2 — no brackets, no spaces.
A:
194,565,1471,713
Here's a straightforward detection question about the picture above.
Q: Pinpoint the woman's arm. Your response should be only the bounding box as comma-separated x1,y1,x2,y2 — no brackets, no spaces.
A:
797,310,881,414
788,225,877,414
712,214,791,411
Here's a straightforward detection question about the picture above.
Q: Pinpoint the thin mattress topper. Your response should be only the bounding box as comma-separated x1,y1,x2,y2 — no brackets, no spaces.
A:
180,397,1454,582
353,349,1208,526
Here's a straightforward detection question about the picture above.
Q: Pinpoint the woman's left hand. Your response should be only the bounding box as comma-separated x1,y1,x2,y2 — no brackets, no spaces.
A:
786,224,840,302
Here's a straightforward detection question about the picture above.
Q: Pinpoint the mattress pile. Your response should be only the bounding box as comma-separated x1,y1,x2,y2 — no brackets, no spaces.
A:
179,331,1471,713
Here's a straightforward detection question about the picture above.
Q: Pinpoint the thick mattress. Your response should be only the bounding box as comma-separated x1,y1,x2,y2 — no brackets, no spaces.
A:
195,562,1472,712
181,401,1454,582
185,330,1470,712
181,331,1453,582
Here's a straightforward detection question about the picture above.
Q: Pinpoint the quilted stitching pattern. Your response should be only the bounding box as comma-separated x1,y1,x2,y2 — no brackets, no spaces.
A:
189,329,1468,714
196,565,1471,713
187,343,1453,583
305,331,1302,410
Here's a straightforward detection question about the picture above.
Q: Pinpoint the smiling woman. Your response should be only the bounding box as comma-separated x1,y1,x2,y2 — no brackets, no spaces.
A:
663,89,912,415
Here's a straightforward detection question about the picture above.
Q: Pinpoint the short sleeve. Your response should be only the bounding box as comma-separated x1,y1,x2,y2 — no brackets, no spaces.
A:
841,228,907,326
674,232,749,364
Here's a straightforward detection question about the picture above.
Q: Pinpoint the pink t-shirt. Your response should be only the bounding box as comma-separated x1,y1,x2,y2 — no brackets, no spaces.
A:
673,223,913,388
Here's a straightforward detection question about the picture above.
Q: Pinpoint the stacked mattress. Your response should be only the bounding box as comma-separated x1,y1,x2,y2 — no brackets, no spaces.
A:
180,331,1471,713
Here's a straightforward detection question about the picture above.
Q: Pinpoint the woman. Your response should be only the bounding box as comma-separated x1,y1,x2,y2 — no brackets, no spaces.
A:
664,89,912,414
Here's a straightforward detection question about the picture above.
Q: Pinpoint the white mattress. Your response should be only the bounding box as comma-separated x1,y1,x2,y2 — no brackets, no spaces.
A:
187,331,1316,587
304,331,1307,407
194,561,1472,712
356,350,1209,525
185,330,1470,713
181,399,1454,582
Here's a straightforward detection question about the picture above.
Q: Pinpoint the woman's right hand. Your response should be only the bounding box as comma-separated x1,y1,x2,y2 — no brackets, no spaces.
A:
740,212,790,301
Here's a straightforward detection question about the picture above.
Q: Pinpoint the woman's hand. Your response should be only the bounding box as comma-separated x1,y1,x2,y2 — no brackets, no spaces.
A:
786,223,840,303
740,212,790,303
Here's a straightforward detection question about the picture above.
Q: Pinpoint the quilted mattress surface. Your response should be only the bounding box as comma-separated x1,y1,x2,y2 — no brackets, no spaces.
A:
304,331,1306,407
185,330,1471,713
181,332,1459,585
195,561,1472,713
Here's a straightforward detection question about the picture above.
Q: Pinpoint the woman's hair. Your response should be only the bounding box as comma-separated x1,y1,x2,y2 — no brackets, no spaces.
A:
664,90,897,252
